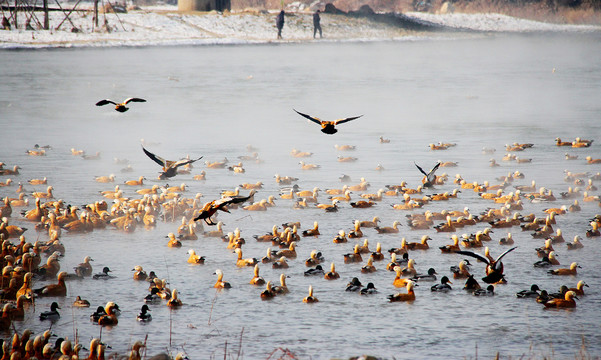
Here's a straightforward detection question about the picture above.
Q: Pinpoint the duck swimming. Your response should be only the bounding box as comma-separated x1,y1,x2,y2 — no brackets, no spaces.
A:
39,302,60,321
516,284,541,298
294,109,362,135
346,277,363,292
73,295,91,307
412,268,437,281
548,262,580,276
387,281,417,302
473,284,495,296
214,269,232,289
303,285,319,303
324,263,340,280
304,265,325,276
137,304,152,322
431,276,453,292
93,267,115,280
144,288,161,304
90,306,107,322
544,290,577,308
360,282,378,295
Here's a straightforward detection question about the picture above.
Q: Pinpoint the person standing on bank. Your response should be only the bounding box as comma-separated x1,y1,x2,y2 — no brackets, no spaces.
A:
313,10,322,39
276,10,285,39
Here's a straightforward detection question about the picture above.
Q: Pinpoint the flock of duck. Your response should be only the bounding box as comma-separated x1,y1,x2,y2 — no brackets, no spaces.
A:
0,130,599,358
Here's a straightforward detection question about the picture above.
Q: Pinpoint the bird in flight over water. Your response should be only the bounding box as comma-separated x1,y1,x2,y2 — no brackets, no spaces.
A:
142,146,202,179
294,109,362,135
96,98,146,112
194,194,255,225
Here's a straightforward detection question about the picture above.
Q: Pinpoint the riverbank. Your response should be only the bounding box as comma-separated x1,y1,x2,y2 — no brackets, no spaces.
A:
1,5,600,49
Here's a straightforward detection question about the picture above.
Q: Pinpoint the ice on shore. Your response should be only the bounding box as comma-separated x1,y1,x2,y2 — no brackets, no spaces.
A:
0,5,599,49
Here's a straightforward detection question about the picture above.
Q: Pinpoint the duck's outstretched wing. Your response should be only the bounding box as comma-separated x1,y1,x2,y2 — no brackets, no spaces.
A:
415,162,429,177
428,162,441,180
334,115,363,125
96,99,117,106
493,246,517,271
454,250,490,265
142,146,167,167
124,97,147,104
294,109,323,125
224,192,255,205
172,156,203,169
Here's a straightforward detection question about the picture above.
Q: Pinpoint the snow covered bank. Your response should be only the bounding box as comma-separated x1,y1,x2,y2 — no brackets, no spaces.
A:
0,5,599,49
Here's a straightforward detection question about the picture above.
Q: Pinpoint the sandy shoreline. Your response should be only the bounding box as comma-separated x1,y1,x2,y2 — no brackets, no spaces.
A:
0,5,600,49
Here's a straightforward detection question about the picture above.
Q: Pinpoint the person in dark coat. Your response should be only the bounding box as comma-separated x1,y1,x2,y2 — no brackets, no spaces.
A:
276,10,285,39
313,10,322,38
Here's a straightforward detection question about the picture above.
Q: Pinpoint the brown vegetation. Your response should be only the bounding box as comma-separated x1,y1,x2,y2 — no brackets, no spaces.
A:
232,0,601,25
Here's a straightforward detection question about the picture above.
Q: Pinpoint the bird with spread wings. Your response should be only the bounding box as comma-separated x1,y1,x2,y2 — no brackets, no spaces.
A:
96,98,146,113
294,109,362,135
455,247,517,284
193,193,255,225
414,161,441,188
142,146,202,179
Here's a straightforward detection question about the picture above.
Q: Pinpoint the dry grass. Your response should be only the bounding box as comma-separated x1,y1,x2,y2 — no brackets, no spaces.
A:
232,0,601,25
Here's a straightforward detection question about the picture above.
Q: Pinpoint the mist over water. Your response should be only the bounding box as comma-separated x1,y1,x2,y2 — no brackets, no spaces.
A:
1,33,601,358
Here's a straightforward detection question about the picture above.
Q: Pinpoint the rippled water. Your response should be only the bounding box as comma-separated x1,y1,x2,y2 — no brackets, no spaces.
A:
1,33,601,359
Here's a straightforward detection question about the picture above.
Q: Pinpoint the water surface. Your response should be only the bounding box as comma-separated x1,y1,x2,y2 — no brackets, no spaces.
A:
1,34,601,359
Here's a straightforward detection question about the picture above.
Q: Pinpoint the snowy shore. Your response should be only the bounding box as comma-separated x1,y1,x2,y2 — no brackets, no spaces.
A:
0,5,600,49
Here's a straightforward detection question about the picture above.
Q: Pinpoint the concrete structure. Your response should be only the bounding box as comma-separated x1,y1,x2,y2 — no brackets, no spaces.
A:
178,0,230,11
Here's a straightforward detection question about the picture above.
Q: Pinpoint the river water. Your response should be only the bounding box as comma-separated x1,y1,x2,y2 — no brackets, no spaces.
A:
1,33,601,359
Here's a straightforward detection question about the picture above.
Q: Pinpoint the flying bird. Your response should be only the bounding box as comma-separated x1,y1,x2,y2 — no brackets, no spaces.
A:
142,146,202,179
193,193,255,225
294,109,362,135
414,161,441,188
455,247,517,284
95,98,146,112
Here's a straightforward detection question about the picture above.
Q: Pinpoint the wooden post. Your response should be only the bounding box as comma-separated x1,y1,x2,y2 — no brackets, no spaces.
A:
94,0,98,27
13,0,17,28
43,0,48,29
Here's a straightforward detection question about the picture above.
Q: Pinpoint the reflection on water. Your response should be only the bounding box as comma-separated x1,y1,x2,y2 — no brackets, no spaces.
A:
1,33,601,358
